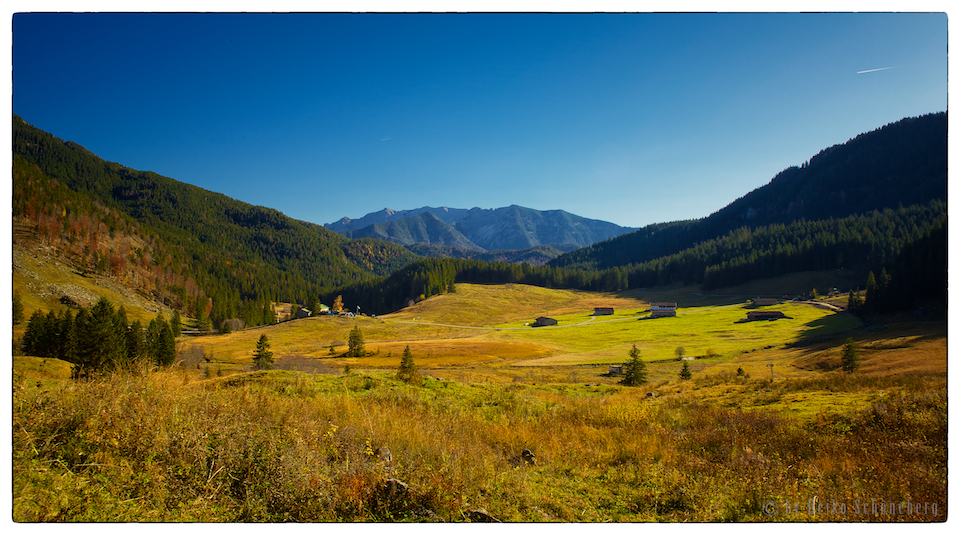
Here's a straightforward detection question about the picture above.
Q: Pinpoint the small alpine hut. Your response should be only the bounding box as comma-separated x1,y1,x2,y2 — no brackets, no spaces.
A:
594,307,615,316
535,317,558,327
747,310,786,321
750,298,780,307
650,302,678,318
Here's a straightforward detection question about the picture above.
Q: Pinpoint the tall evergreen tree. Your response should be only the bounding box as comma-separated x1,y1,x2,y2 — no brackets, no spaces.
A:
841,338,860,373
621,344,648,386
21,309,47,356
127,320,145,363
679,361,692,380
56,309,75,362
397,345,421,385
13,290,24,325
347,325,365,358
253,334,273,370
74,297,125,376
170,310,182,337
155,321,177,367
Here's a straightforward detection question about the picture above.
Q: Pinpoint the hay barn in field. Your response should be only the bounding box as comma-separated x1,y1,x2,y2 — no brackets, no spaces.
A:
650,302,677,318
535,317,558,326
747,310,786,321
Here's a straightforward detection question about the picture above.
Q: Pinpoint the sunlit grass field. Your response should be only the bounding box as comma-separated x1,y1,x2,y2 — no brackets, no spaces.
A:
12,281,947,522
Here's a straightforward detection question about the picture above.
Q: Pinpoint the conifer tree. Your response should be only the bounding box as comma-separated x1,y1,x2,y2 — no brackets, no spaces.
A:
841,337,860,373
679,361,692,380
155,321,177,367
127,320,145,363
348,325,365,358
74,297,125,376
13,290,24,325
621,344,648,386
253,334,273,370
21,309,47,356
170,310,182,337
56,309,75,362
397,345,421,385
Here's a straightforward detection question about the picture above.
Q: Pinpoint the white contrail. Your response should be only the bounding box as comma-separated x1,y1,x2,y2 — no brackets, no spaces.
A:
857,66,896,74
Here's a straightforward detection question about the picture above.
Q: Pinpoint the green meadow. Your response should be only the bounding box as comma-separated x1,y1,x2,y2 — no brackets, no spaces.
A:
12,281,946,522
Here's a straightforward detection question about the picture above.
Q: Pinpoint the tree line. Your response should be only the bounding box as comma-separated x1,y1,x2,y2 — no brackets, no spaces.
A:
19,297,180,378
848,218,947,315
324,202,945,315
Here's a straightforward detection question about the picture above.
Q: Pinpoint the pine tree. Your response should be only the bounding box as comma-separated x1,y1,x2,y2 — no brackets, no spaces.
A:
74,297,125,376
397,345,421,385
56,309,75,362
127,320,145,363
170,310,182,337
679,361,692,380
253,334,273,370
155,321,177,367
621,344,647,386
841,337,860,373
13,290,24,325
348,325,365,358
21,309,47,356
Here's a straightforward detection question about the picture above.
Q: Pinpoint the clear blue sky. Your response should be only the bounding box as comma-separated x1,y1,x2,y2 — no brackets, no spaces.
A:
12,11,948,228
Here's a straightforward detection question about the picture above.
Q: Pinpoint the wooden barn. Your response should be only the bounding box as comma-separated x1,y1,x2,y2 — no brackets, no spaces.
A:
650,302,677,318
747,310,786,321
594,307,615,316
535,317,558,326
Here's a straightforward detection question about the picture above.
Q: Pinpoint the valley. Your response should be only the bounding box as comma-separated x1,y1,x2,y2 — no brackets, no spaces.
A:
10,112,947,522
13,279,946,522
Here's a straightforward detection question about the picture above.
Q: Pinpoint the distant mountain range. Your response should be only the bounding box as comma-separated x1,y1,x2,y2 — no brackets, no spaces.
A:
325,205,635,253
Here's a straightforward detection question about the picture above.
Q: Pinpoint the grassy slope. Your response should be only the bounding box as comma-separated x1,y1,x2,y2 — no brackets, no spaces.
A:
13,243,177,331
179,281,860,372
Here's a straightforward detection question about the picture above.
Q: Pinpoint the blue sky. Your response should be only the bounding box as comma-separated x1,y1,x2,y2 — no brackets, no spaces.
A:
11,11,948,228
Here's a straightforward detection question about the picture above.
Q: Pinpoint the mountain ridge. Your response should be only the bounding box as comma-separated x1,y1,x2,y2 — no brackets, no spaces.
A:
550,112,947,271
326,204,635,252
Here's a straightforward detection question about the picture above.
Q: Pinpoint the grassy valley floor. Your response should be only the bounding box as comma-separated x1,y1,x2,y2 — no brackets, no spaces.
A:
12,282,947,522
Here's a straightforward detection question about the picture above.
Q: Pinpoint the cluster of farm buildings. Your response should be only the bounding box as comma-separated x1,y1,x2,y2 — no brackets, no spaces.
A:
534,297,789,328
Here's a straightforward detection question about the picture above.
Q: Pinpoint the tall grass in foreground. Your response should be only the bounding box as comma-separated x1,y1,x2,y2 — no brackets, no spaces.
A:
13,368,946,522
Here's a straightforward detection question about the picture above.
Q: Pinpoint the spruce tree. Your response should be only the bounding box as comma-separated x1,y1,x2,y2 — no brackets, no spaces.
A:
74,297,124,376
56,309,75,362
841,337,860,373
679,361,692,380
397,345,421,385
21,309,47,356
621,344,648,386
127,320,145,363
155,321,177,367
253,334,273,370
348,325,365,358
170,310,182,337
13,290,24,325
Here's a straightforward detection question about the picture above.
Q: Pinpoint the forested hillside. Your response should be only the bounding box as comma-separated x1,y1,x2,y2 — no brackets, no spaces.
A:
551,112,946,271
13,115,418,328
325,201,945,314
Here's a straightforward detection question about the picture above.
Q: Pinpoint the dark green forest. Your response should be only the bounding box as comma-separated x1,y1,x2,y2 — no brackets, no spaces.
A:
324,202,946,315
19,297,178,377
551,112,946,272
